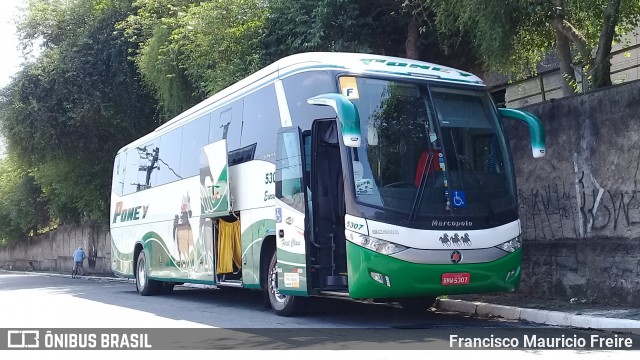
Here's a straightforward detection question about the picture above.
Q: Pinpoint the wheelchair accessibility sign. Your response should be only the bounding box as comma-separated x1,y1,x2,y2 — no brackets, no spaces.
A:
452,190,466,208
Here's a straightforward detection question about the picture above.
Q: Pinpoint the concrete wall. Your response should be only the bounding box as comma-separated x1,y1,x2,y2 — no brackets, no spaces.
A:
506,79,640,305
0,223,112,275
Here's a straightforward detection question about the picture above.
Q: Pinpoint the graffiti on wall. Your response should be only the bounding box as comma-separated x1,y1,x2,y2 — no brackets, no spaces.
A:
518,170,640,240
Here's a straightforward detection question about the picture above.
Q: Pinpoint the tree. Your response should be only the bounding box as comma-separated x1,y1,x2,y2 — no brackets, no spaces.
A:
433,0,640,92
117,0,202,118
0,0,159,227
545,0,640,89
263,0,450,64
119,0,268,119
0,155,49,244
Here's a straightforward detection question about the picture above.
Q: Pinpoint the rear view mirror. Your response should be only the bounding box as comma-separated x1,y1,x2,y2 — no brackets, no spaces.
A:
498,108,546,158
307,94,361,147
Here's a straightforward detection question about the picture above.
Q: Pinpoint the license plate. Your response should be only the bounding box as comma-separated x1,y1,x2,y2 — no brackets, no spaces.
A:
441,272,470,286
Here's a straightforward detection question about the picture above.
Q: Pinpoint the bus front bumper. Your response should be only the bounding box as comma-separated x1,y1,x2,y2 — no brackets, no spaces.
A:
346,242,522,299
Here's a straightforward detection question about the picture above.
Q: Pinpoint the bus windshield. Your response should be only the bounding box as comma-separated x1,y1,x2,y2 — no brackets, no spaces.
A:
345,77,516,225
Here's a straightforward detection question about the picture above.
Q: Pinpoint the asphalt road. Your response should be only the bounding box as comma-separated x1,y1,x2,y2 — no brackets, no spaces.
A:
1,272,639,357
0,271,534,328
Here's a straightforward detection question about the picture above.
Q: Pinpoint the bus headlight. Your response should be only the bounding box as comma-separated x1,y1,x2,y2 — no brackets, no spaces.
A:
345,230,407,255
496,236,522,253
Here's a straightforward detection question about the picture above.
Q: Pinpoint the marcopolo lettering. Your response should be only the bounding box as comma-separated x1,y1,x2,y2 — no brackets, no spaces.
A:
112,202,150,223
432,220,473,227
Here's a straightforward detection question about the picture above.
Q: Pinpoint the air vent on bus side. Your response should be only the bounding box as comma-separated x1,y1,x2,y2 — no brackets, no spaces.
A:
228,143,257,166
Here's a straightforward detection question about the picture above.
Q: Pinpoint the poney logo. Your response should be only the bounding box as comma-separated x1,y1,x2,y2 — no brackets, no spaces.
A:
112,202,149,223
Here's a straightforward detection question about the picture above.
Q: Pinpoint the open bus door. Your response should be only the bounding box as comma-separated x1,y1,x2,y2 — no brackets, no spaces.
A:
274,127,310,298
199,139,233,283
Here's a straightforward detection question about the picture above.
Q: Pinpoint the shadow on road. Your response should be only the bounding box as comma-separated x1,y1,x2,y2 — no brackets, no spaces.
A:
0,271,537,330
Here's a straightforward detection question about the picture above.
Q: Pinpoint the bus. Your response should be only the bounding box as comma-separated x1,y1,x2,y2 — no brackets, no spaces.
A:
110,52,545,316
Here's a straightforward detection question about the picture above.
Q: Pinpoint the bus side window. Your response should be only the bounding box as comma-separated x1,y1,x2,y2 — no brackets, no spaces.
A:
112,154,124,196
180,115,210,178
241,84,280,161
136,140,160,191
122,148,139,195
281,71,337,130
209,99,243,152
157,128,183,186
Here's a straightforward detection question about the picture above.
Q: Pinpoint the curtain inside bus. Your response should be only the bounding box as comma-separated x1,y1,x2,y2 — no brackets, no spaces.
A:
217,219,242,274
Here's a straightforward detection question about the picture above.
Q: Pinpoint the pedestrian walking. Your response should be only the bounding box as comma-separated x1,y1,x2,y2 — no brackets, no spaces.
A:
72,246,86,278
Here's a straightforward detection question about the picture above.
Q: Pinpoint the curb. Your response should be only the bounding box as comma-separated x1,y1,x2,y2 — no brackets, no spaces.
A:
0,269,134,283
436,298,640,335
0,269,223,290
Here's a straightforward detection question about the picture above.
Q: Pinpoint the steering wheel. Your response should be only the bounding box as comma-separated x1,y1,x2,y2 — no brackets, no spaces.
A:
383,182,415,189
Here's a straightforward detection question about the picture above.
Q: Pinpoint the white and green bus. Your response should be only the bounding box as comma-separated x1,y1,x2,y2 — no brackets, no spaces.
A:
110,52,545,316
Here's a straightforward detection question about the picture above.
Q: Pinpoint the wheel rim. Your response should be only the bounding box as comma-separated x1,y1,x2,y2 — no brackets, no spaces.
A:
138,257,146,289
269,259,286,304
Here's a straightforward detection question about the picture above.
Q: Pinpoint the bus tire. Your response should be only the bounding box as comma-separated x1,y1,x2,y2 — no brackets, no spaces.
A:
136,250,160,296
398,296,437,312
266,250,305,316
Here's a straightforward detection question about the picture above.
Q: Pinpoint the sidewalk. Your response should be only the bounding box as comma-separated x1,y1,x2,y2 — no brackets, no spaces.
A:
4,269,640,334
439,293,640,335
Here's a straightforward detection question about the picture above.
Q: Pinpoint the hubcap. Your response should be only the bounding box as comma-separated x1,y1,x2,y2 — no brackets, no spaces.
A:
138,258,146,289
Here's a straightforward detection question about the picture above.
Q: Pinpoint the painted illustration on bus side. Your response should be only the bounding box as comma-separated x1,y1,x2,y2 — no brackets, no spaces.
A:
173,193,194,269
142,191,215,281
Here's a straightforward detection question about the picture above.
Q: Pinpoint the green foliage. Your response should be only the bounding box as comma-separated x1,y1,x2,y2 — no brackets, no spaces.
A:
117,0,201,118
262,0,372,61
433,0,640,85
433,0,544,79
120,0,268,119
136,24,199,118
32,156,110,223
0,156,48,244
263,0,441,62
172,0,268,96
0,0,159,231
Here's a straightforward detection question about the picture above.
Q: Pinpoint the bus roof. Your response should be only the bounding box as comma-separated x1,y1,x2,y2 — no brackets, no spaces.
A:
118,52,484,153
287,52,485,85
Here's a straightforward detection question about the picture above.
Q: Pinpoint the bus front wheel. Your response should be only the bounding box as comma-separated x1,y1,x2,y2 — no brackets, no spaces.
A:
266,250,305,316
